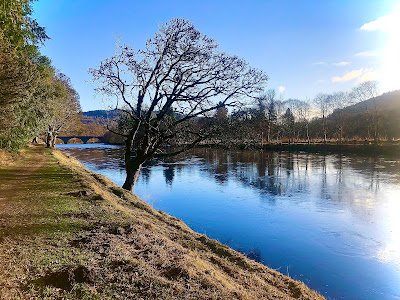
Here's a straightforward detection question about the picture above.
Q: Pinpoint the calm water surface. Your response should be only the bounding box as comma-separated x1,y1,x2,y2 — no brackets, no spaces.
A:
58,143,400,299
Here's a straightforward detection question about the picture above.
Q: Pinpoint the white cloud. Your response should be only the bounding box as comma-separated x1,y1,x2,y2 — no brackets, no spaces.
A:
355,50,378,57
279,86,285,93
332,68,378,83
332,69,363,83
360,14,395,32
333,61,349,66
313,61,350,66
357,71,378,83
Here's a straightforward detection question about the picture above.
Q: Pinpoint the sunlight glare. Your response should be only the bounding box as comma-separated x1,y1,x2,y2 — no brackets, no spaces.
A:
382,5,400,92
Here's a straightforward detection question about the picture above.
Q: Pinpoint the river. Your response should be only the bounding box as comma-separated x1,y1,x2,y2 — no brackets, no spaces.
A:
58,143,400,299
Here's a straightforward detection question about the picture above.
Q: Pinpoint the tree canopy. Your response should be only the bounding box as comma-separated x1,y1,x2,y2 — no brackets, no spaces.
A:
0,0,80,151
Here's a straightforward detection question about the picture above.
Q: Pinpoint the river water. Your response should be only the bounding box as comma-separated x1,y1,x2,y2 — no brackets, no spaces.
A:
58,143,400,299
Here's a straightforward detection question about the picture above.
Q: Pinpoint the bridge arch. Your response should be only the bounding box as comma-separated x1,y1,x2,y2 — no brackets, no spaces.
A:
56,136,105,144
55,138,65,144
86,137,101,144
67,137,84,144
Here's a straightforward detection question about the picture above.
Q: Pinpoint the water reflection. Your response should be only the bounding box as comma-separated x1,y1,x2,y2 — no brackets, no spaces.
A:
163,165,175,186
62,145,400,198
58,144,400,299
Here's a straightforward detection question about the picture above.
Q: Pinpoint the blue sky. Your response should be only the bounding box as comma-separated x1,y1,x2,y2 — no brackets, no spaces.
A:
33,0,399,111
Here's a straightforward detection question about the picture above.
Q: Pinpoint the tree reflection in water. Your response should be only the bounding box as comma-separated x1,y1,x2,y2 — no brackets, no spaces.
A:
63,145,400,207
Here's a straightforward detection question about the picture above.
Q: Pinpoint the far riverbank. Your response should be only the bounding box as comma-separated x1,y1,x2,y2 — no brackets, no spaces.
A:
57,135,400,157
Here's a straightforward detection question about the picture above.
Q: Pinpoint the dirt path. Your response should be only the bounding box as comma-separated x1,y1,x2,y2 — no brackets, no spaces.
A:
0,146,47,236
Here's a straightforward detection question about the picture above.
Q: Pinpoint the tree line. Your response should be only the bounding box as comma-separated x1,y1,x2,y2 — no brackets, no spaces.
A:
203,80,387,147
0,0,81,151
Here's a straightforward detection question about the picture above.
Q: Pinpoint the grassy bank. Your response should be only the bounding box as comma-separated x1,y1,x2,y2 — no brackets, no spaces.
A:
0,145,324,299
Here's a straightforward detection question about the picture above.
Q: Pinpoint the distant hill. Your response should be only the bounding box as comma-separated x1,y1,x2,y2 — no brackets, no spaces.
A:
343,90,400,114
58,109,122,137
330,90,400,139
82,109,120,124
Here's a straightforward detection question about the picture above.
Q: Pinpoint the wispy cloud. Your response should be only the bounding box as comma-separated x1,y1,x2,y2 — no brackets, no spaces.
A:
357,70,378,83
312,61,326,66
313,61,350,66
355,50,378,57
332,69,363,83
332,68,378,83
279,86,286,93
332,61,349,66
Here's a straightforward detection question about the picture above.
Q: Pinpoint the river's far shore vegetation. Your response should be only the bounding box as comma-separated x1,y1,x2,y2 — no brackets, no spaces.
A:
0,145,324,299
202,141,400,157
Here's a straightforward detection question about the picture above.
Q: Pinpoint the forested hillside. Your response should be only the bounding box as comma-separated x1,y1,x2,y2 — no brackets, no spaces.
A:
343,90,400,113
330,90,400,140
82,109,120,124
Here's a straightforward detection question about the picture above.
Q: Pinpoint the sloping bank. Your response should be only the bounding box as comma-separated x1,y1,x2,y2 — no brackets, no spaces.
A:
0,145,324,299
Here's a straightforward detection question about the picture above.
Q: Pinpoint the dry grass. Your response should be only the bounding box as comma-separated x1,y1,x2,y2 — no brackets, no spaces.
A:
0,148,25,167
0,145,324,299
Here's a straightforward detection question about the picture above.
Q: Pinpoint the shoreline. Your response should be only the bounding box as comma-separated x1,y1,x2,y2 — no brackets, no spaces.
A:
55,134,400,157
201,142,400,157
63,139,400,158
0,145,324,299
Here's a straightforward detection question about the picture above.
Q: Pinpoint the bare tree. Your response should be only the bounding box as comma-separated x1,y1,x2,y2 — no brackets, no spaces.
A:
330,91,351,143
46,73,81,148
350,81,380,143
297,100,312,143
283,99,308,142
264,89,278,143
351,81,379,103
313,93,332,143
89,18,267,191
282,107,295,143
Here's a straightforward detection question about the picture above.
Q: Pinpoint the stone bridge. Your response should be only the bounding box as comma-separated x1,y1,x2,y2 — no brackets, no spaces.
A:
56,136,106,144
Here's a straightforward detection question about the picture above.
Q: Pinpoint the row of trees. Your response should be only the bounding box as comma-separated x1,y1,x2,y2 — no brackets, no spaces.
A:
0,0,81,151
206,80,383,147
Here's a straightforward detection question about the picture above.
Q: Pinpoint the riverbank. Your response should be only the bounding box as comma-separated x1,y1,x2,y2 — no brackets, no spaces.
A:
198,142,400,157
69,133,400,157
0,145,323,299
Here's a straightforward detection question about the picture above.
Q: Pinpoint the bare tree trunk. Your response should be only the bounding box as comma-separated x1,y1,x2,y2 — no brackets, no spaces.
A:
46,126,57,148
51,133,57,148
46,126,53,148
122,121,142,191
122,161,143,191
261,131,264,148
372,107,380,145
373,122,379,144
